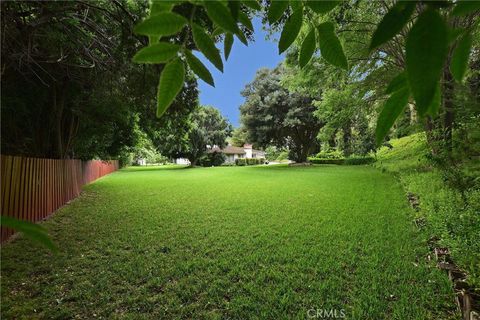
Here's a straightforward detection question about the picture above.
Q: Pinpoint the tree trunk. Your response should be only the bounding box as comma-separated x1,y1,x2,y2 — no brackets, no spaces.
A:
443,67,455,155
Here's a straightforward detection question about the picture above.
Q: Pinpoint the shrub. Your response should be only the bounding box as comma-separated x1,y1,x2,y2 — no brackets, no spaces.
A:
344,157,375,165
315,150,344,159
200,151,226,167
235,158,246,166
276,151,289,161
308,157,375,165
308,158,345,165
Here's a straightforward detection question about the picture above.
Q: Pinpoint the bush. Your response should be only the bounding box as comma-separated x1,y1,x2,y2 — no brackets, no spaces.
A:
199,151,226,167
308,156,375,165
276,151,289,161
344,157,375,165
315,150,344,159
235,158,246,166
235,158,265,166
308,158,345,165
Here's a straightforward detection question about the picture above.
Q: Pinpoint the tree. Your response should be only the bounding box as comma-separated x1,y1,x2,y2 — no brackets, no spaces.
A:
230,127,249,147
179,106,231,166
132,0,479,163
1,0,150,159
240,66,321,162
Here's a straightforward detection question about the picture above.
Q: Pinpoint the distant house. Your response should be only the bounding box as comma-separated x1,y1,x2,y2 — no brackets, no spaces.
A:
210,144,265,164
175,158,191,165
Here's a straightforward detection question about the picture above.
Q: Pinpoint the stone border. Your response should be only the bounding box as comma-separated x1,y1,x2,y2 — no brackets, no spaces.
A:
408,191,479,320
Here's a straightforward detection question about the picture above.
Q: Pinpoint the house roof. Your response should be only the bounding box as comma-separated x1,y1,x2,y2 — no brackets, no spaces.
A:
209,145,245,154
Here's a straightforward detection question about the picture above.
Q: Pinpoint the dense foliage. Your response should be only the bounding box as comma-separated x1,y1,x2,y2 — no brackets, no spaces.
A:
240,66,321,162
175,105,232,166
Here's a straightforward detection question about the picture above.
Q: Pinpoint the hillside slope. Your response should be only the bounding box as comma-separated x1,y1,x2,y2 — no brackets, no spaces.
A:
375,133,480,289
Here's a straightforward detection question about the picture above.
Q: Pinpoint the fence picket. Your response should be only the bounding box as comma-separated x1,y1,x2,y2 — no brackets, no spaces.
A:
0,156,118,242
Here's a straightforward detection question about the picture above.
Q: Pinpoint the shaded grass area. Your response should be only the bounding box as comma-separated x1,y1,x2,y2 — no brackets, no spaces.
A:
375,133,480,289
1,165,457,319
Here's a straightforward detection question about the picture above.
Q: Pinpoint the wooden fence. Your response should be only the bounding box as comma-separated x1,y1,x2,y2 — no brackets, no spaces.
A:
1,155,119,242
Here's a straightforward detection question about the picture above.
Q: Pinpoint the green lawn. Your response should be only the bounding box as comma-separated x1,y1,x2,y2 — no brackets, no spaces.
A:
1,165,457,319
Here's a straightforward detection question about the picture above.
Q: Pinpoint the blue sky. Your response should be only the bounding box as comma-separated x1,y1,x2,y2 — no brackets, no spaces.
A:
196,18,283,127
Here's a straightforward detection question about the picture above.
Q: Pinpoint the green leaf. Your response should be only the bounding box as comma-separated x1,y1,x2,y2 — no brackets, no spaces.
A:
290,0,303,12
224,33,234,60
369,2,415,51
451,0,480,16
192,23,224,72
185,50,215,86
205,1,239,34
242,0,261,11
212,27,224,37
235,28,249,45
299,29,316,68
406,9,448,116
132,43,180,64
134,12,187,36
238,11,254,31
268,0,289,24
1,216,57,252
278,7,303,54
156,58,185,118
451,32,472,82
385,71,408,94
317,22,348,70
375,87,410,146
228,0,240,20
150,1,175,15
305,0,340,14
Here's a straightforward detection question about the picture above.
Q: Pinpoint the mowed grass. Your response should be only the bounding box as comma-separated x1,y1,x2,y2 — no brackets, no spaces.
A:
1,165,457,319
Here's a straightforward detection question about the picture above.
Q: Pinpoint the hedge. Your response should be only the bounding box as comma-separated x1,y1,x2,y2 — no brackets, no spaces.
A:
235,158,265,166
308,157,375,165
308,158,345,165
344,157,375,165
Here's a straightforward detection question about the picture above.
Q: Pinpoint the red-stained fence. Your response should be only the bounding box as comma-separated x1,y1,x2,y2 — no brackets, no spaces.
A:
0,155,119,242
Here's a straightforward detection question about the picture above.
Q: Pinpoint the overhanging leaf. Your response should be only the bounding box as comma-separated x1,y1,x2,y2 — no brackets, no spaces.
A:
224,33,234,60
132,43,180,64
1,216,57,252
279,7,303,54
134,12,187,36
228,0,240,20
317,22,348,70
268,0,289,24
451,0,480,16
385,71,408,94
150,1,176,15
156,58,185,118
451,32,472,82
290,0,303,13
406,9,448,116
369,2,415,51
242,0,261,11
236,28,249,45
375,87,410,146
306,0,340,14
205,1,239,34
299,29,316,68
238,11,254,31
192,23,224,72
185,50,215,87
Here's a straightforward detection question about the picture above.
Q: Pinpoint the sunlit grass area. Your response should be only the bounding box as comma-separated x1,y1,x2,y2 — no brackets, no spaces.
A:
1,165,457,319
